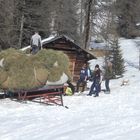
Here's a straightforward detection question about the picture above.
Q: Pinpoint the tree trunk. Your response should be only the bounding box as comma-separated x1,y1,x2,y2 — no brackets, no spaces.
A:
18,14,24,49
84,0,92,49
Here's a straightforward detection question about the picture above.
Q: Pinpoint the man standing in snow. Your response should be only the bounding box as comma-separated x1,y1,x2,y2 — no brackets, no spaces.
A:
30,31,42,54
87,64,102,97
104,59,112,94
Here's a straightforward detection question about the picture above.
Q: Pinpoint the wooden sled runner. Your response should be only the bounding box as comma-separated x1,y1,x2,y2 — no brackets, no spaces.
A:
3,86,65,107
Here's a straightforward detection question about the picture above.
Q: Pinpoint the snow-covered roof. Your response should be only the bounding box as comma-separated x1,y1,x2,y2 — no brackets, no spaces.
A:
42,34,75,45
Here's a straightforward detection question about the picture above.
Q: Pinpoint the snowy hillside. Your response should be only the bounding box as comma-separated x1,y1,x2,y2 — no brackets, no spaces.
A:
0,38,140,140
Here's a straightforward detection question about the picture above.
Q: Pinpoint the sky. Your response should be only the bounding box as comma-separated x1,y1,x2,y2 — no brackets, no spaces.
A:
0,38,140,140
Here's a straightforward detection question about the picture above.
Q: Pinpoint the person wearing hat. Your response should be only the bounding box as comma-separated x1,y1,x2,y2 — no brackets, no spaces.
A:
87,64,102,97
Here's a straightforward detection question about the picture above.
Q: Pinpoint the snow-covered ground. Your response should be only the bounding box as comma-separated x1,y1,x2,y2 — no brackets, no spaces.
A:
0,38,140,140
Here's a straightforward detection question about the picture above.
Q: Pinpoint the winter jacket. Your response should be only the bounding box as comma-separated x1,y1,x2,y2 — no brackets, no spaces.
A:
79,68,88,81
104,66,112,79
31,33,42,47
93,69,102,83
65,87,73,96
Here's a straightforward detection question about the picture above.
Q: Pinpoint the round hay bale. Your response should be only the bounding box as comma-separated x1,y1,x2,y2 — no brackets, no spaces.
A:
33,67,49,86
0,69,8,85
0,48,71,90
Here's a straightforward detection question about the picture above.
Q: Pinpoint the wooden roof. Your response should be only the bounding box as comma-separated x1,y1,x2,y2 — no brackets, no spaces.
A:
42,35,97,60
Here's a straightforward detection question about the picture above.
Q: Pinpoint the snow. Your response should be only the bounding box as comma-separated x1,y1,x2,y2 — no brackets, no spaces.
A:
89,41,106,50
1,38,140,140
119,38,139,68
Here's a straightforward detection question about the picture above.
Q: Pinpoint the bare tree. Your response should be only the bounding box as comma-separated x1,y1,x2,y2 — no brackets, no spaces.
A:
82,0,93,49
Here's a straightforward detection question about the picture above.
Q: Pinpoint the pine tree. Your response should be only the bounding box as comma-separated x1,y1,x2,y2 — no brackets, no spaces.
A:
21,0,44,47
51,0,79,40
115,0,140,38
0,0,18,49
111,39,125,76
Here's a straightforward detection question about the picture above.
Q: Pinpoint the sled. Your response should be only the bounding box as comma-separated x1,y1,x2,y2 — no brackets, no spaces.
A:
4,86,64,106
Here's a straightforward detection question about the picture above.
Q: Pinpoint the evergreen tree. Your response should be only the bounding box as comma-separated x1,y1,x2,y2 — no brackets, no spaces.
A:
115,0,140,38
0,0,79,49
111,39,125,76
21,0,44,47
0,0,17,49
50,0,79,41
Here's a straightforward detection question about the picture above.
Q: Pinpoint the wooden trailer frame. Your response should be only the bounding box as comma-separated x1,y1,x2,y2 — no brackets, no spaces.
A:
8,86,64,106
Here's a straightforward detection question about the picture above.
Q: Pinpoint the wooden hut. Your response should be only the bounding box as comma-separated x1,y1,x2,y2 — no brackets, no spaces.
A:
42,35,96,83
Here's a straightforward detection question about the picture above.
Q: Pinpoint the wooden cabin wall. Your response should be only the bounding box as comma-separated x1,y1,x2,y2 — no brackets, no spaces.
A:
63,50,88,83
73,58,87,82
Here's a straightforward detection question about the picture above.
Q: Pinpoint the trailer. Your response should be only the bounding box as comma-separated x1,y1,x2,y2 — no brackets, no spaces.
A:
1,86,65,107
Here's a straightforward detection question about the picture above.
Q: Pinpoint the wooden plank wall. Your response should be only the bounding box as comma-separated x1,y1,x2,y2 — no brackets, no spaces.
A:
64,50,87,82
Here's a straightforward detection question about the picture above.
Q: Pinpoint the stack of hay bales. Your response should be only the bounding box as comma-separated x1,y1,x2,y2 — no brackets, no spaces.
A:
0,48,71,91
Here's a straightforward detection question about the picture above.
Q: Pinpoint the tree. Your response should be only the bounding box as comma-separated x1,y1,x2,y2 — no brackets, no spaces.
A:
48,0,79,41
20,0,44,47
0,0,80,49
115,0,140,38
97,1,125,77
0,0,18,49
110,39,125,76
83,0,93,49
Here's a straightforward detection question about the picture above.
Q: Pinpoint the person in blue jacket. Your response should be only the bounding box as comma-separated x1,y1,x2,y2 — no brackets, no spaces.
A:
76,63,88,92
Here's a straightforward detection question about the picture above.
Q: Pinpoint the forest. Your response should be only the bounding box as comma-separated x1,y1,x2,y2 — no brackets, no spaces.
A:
0,0,140,50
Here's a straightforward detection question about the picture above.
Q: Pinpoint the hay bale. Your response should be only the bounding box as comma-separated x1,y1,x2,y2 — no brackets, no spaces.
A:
2,66,34,90
35,49,71,82
33,67,49,86
0,48,71,90
0,69,8,85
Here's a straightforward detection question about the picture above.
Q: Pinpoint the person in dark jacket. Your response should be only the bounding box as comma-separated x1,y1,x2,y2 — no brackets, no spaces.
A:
76,64,88,92
87,64,102,97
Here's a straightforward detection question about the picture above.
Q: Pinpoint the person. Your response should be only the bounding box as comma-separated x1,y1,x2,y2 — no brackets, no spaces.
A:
104,59,113,93
76,63,88,93
30,31,42,54
67,80,75,94
87,64,102,97
65,86,73,96
64,81,75,96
